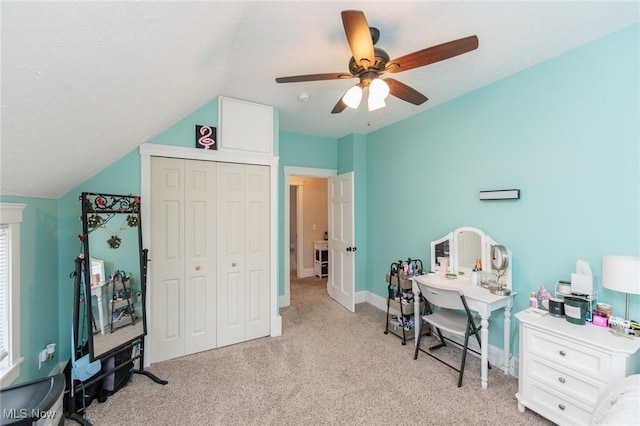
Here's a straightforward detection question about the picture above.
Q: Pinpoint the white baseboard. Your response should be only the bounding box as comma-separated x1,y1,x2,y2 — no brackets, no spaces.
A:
300,268,314,278
48,361,67,376
279,295,290,308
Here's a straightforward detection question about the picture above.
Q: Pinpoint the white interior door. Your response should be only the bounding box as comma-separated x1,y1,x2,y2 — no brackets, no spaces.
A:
184,160,217,355
150,157,186,363
327,172,355,312
150,157,217,363
243,165,270,340
217,163,245,347
217,163,270,347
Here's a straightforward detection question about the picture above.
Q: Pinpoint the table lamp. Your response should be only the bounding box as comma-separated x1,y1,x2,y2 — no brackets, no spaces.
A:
602,255,640,321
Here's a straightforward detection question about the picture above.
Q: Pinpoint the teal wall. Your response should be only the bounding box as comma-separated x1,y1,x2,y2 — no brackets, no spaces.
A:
150,98,219,147
364,23,640,353
3,24,638,384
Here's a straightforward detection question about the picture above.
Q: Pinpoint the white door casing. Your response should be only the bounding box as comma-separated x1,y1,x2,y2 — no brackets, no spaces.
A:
282,167,337,308
328,172,355,312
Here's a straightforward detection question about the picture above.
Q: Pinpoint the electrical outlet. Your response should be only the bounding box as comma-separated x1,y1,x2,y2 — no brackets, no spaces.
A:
38,349,47,369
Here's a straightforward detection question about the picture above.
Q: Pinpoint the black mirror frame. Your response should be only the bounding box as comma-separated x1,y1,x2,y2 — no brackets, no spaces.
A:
80,192,147,362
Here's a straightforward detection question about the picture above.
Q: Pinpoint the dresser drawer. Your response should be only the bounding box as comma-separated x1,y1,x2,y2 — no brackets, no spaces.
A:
523,380,593,426
526,328,611,382
526,355,604,407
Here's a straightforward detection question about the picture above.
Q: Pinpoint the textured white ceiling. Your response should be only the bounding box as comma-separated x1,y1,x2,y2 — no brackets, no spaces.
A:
1,1,638,198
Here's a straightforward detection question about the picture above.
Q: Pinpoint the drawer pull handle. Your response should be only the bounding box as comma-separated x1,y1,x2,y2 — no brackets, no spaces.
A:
558,377,566,384
559,350,566,356
558,404,566,411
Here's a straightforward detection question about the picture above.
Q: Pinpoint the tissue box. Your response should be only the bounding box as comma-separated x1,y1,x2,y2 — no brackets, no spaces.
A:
571,273,593,295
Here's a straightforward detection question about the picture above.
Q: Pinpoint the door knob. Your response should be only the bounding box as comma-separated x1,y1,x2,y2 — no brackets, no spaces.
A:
346,247,352,252
232,262,237,267
195,266,201,271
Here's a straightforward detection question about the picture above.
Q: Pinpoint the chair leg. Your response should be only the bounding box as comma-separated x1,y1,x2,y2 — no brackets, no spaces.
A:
458,329,471,387
429,327,446,351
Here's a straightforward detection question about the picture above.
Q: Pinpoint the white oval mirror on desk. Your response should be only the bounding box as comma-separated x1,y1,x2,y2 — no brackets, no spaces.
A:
430,232,452,273
454,227,485,277
430,226,512,291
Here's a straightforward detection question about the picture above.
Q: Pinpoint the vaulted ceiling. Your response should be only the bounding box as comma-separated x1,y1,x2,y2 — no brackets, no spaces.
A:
1,1,638,198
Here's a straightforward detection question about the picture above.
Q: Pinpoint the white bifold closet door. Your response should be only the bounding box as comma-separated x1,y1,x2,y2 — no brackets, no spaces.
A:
150,157,218,363
150,157,270,363
216,162,270,347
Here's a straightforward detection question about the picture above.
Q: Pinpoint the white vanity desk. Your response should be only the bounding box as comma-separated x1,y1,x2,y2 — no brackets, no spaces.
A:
412,274,515,389
90,281,108,335
89,257,108,336
416,226,516,389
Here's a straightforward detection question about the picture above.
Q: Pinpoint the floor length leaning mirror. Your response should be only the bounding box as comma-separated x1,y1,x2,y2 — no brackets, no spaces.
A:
78,192,166,382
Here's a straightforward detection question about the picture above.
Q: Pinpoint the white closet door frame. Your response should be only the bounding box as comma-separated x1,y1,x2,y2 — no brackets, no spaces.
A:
140,143,281,367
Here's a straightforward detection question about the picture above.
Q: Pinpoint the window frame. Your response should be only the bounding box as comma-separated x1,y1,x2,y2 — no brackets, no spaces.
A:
0,203,26,387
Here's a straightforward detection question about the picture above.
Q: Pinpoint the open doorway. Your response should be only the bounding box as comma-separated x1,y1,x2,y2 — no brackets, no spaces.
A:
282,166,337,308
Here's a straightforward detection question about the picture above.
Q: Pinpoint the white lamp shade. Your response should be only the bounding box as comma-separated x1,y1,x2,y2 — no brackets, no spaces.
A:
602,256,640,295
367,94,386,111
342,85,362,109
369,78,390,100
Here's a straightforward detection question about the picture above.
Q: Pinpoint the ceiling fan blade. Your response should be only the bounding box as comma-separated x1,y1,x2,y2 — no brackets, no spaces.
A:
385,35,479,74
385,78,428,105
341,10,375,69
276,73,353,83
331,98,348,114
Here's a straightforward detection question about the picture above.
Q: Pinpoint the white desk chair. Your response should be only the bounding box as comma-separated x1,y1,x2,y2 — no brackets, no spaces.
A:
413,281,488,387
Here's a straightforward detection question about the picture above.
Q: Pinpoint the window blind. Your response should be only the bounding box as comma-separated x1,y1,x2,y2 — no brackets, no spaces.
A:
0,226,9,362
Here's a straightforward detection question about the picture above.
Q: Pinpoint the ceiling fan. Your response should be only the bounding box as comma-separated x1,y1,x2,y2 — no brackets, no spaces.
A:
275,10,479,114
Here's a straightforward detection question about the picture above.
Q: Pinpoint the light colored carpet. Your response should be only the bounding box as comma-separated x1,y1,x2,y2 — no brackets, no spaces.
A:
72,276,553,425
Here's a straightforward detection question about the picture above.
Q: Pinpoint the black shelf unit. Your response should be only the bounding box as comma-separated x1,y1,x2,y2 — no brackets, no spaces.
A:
384,259,429,345
109,270,136,332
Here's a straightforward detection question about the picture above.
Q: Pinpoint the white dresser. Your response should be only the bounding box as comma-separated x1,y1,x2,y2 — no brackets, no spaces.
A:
515,309,640,425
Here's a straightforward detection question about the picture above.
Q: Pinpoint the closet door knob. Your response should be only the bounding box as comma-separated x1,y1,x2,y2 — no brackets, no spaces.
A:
232,262,237,267
195,266,201,271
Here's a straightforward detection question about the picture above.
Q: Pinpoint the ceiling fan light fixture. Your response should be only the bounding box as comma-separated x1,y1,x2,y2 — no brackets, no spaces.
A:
367,94,386,112
369,78,389,100
343,85,363,109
